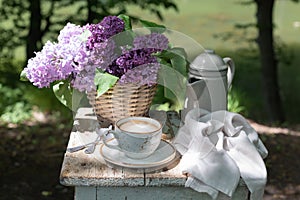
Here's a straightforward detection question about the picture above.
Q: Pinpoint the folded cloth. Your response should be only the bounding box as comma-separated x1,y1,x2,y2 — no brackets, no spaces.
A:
173,108,268,200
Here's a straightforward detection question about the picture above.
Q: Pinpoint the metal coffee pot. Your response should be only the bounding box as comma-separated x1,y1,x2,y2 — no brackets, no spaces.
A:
184,50,235,113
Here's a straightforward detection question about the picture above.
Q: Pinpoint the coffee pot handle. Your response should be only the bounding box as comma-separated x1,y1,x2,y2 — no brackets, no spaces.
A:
223,57,235,89
102,130,121,151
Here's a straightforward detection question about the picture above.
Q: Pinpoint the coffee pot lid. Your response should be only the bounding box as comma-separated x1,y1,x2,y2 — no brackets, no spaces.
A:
189,50,227,76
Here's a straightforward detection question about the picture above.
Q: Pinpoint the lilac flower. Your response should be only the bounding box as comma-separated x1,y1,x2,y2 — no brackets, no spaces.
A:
86,16,124,50
71,41,117,92
103,33,170,86
25,22,90,89
99,16,125,38
57,23,88,72
23,16,170,93
72,67,96,92
133,33,169,52
118,63,160,85
89,40,117,71
104,33,169,85
58,23,83,45
106,49,157,77
25,41,73,88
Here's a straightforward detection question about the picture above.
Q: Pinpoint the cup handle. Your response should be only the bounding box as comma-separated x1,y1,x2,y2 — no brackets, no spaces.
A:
102,130,121,151
223,57,235,89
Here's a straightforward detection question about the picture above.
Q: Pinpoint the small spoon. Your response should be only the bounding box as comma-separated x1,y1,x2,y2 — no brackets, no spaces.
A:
67,126,111,153
84,136,101,154
67,138,100,153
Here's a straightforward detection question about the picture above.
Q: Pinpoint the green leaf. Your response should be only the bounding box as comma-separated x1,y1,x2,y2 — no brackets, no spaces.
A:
159,47,187,61
156,65,187,111
20,70,28,81
153,47,189,111
157,58,171,67
72,89,85,112
157,47,188,77
170,54,188,77
169,47,188,60
139,19,166,33
52,80,73,109
118,14,132,31
94,71,119,97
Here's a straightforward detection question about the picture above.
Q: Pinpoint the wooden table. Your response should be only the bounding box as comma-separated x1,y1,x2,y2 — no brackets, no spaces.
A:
60,108,249,200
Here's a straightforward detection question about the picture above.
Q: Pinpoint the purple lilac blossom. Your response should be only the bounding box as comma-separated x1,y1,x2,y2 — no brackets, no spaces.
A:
25,41,74,88
133,32,169,52
57,23,88,73
118,63,160,85
106,49,157,77
86,16,124,50
24,17,169,92
25,23,87,88
72,67,96,92
25,20,119,92
89,40,117,71
105,33,169,85
72,39,118,92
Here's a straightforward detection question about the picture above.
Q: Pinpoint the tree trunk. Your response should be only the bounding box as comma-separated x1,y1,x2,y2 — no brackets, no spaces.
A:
255,0,285,123
26,0,42,60
87,0,99,23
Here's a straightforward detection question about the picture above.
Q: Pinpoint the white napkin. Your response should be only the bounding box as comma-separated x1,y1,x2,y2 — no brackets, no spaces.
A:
173,108,268,200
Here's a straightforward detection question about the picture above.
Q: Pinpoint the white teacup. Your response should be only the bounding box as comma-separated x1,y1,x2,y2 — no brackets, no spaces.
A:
103,117,162,159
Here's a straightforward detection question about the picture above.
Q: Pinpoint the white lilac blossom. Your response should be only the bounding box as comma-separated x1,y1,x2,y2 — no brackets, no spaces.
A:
58,23,83,45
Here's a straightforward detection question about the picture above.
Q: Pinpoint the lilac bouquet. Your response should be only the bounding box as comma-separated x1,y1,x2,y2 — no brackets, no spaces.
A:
21,15,187,108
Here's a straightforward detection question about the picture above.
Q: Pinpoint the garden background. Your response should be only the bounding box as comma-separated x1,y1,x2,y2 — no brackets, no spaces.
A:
0,0,299,199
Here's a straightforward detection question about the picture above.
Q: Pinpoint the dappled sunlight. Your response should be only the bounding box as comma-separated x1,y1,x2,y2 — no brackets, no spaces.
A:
249,120,300,136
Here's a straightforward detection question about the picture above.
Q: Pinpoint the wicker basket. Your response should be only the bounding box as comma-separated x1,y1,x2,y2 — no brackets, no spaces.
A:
87,83,157,127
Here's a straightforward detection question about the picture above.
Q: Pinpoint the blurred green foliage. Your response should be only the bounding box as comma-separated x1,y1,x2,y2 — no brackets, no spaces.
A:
218,43,300,124
0,83,32,123
0,0,179,124
228,89,246,114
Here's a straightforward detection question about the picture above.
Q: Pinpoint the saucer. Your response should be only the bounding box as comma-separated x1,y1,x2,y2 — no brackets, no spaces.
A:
100,139,176,169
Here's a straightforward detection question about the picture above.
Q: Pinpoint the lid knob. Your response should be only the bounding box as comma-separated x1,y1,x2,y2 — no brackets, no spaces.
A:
189,49,228,75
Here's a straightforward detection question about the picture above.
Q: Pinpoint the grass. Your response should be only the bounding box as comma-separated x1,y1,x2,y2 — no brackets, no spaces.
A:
129,0,300,47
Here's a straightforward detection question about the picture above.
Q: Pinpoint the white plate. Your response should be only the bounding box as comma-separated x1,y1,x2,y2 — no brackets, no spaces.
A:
100,139,176,169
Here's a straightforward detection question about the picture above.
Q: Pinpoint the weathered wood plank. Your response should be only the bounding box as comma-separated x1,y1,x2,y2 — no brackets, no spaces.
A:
60,151,146,187
61,131,145,187
145,152,186,187
95,186,249,200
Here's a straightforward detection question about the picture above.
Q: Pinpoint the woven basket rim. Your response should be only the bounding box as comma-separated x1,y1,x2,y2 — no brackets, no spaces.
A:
87,83,157,126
